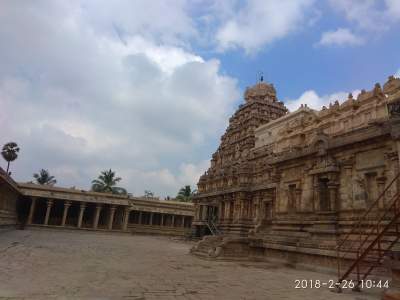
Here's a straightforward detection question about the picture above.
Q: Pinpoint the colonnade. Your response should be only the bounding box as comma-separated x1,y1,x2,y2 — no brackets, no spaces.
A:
128,210,191,228
26,197,192,231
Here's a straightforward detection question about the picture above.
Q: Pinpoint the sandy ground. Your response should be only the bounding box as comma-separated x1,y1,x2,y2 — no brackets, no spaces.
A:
0,228,386,299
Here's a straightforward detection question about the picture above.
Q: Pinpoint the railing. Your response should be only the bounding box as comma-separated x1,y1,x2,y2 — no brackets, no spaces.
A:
206,217,222,235
335,172,400,291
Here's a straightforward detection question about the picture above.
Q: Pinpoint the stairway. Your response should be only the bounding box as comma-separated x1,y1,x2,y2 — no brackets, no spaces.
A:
335,172,400,292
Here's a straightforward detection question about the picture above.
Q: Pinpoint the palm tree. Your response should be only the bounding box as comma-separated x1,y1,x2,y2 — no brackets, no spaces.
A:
91,169,127,195
1,142,20,175
33,169,57,185
176,185,196,202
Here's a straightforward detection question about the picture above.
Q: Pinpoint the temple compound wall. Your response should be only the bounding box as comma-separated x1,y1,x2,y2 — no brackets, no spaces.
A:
0,168,19,227
0,172,194,236
192,75,400,268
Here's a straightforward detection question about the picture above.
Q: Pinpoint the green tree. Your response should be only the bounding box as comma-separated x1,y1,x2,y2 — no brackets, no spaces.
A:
1,142,20,175
176,185,196,202
91,169,127,195
33,169,57,185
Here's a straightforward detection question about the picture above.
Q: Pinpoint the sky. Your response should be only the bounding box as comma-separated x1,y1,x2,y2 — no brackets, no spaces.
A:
0,0,399,198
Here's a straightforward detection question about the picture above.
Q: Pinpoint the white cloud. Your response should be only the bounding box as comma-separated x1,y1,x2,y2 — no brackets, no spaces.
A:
215,0,316,53
386,0,400,19
317,28,364,47
395,69,400,78
329,0,400,31
0,1,239,197
285,89,361,112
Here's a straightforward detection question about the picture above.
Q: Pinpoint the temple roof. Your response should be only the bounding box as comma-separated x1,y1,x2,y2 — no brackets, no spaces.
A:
244,81,277,102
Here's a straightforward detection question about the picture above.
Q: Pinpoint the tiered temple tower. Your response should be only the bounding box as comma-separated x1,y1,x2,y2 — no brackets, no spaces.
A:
193,80,288,236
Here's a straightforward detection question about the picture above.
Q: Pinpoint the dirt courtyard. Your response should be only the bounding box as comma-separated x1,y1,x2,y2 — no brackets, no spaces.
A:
0,228,385,299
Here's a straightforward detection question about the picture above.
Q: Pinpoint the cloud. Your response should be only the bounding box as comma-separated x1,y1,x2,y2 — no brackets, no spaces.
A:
317,28,364,47
329,0,400,31
285,89,361,112
395,69,400,78
215,0,316,53
0,1,239,197
386,0,400,19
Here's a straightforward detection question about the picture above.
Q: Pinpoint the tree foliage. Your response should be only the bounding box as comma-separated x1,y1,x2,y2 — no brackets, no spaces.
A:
91,169,127,195
176,185,196,202
33,169,57,185
1,142,20,174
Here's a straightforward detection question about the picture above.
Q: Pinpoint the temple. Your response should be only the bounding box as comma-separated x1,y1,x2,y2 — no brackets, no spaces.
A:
191,75,400,275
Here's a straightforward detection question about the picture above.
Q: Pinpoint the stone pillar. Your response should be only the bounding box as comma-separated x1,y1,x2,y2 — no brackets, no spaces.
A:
122,208,130,231
93,205,103,229
27,197,37,225
138,211,142,224
77,202,86,228
149,212,153,225
171,215,175,227
161,214,164,226
61,201,72,226
108,206,116,230
181,216,185,228
44,199,53,225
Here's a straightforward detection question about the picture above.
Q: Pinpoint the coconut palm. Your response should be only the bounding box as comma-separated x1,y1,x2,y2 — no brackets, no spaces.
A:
176,185,196,202
91,169,127,195
1,142,20,175
33,169,57,185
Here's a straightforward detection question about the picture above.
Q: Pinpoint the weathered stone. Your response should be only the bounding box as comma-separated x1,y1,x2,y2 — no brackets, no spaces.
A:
193,76,400,273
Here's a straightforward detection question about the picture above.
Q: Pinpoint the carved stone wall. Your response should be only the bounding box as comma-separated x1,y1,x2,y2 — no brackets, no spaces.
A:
193,75,400,245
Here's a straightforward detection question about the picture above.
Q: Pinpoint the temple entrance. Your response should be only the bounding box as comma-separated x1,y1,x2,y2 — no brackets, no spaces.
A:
319,178,330,211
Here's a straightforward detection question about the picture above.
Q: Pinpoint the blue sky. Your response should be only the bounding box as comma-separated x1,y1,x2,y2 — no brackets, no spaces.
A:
0,0,399,197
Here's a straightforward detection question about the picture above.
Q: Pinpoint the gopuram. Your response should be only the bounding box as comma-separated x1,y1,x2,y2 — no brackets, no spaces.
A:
191,75,400,276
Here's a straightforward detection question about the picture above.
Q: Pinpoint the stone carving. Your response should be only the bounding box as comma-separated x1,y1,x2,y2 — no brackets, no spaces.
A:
193,76,400,270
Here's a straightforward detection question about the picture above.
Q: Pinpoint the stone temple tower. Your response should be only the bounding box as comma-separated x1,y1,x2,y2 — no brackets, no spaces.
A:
193,80,288,236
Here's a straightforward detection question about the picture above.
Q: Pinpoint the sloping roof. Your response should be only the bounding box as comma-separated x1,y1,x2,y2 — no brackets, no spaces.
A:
0,167,21,194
